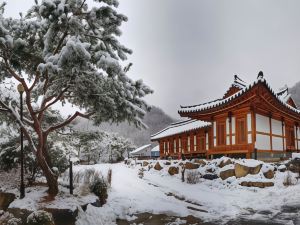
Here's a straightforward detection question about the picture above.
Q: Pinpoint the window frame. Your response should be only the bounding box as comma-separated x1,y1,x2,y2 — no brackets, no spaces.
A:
217,120,226,146
236,116,247,144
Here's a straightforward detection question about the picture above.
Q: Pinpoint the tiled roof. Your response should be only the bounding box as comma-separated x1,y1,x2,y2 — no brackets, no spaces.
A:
151,119,211,140
179,72,299,115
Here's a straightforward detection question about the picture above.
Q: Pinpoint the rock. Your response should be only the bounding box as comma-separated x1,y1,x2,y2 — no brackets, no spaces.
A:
278,165,286,172
0,192,16,210
179,162,184,166
219,169,235,180
168,166,179,176
206,167,215,173
8,208,33,225
154,162,163,171
193,159,206,166
240,181,274,188
263,170,274,179
165,161,171,166
202,174,218,180
219,159,232,168
286,159,300,173
234,163,262,178
185,162,200,170
44,208,78,225
249,164,262,175
142,161,149,167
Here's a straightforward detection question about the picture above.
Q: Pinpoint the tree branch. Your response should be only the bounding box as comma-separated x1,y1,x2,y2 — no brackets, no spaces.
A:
45,111,94,135
29,72,40,92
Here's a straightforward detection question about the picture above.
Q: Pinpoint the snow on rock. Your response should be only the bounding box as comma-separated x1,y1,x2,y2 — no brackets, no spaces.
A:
292,153,300,160
71,157,300,224
76,204,117,225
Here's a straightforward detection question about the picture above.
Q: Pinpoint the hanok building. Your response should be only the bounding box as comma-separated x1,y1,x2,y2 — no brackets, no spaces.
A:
151,72,300,160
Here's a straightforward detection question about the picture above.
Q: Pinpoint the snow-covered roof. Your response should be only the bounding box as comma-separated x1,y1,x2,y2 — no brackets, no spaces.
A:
179,72,299,114
276,85,292,104
151,119,211,140
151,145,159,152
130,144,151,155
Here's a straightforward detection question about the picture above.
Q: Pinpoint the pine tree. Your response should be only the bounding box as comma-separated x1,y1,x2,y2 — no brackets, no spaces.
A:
0,0,152,195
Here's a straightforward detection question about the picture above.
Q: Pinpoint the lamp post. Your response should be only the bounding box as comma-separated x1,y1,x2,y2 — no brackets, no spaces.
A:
17,83,25,199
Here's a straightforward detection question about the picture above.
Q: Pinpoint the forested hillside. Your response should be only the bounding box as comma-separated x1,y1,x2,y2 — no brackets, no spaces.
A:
290,81,300,108
73,106,175,147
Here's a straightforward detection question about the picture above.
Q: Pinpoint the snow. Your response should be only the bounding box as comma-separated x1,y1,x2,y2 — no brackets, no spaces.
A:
130,144,151,155
73,159,300,224
151,145,159,152
151,119,211,140
292,153,300,160
9,186,98,212
179,74,299,114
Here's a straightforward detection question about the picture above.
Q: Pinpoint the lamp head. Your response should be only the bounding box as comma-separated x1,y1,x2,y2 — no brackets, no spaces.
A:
17,83,25,93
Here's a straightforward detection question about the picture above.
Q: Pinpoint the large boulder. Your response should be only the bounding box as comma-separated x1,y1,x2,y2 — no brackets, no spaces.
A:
0,192,16,210
219,158,233,168
164,161,171,166
263,170,274,179
278,165,286,172
202,174,218,180
286,159,300,173
185,162,200,170
142,161,149,167
154,162,163,171
261,164,275,179
240,181,274,188
219,168,235,180
193,159,206,166
235,163,262,178
168,167,179,176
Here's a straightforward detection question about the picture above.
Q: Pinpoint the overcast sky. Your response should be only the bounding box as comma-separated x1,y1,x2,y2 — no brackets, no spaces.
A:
3,0,300,119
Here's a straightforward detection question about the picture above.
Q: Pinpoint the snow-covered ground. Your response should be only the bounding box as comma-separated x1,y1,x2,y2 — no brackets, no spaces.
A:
75,159,300,225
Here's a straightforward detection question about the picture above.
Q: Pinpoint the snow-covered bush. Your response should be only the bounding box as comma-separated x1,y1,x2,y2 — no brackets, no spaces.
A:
7,218,22,225
186,171,201,184
90,176,108,206
283,171,298,186
26,210,54,225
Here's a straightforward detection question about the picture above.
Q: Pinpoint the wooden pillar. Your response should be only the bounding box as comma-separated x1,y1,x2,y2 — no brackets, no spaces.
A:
228,112,232,148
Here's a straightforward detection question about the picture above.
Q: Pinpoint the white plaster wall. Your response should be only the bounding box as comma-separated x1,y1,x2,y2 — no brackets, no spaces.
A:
232,117,235,134
272,119,282,136
213,121,216,146
256,114,270,133
226,118,230,135
247,113,252,132
256,134,270,150
213,121,216,137
295,126,298,148
273,137,283,151
248,133,252,144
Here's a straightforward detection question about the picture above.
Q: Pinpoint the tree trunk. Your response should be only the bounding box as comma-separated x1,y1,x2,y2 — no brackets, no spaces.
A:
36,149,58,196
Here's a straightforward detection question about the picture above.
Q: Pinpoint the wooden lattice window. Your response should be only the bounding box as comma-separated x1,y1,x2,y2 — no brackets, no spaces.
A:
217,122,226,146
199,136,206,150
236,117,247,144
286,126,295,150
